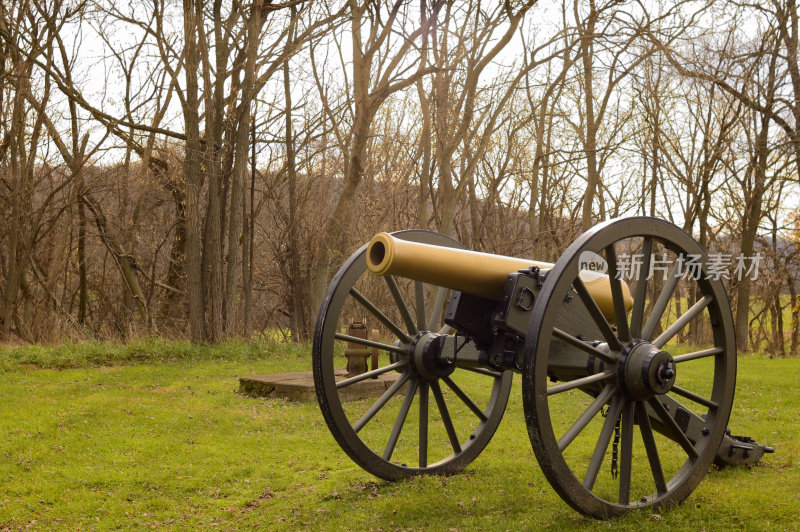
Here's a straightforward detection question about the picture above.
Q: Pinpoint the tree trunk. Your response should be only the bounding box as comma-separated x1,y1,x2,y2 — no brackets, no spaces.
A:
416,77,432,229
282,12,307,341
529,89,559,258
241,115,256,337
163,181,187,321
82,193,153,329
77,198,88,325
224,110,247,337
736,100,771,352
200,0,226,342
1,52,34,340
789,272,799,356
182,0,206,343
224,6,261,337
580,0,599,232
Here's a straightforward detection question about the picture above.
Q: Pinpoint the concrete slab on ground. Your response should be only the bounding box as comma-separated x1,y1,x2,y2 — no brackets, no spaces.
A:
238,369,406,402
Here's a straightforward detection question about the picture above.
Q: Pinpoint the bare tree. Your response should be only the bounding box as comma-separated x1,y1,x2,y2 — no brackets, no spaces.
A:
309,0,442,314
571,0,685,231
0,0,93,340
421,0,539,237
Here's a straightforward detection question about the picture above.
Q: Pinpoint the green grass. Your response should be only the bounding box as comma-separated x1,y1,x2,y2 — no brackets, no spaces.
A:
0,341,797,530
0,336,308,371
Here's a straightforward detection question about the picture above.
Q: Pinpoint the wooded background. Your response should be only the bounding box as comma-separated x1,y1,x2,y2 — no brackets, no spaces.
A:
1,0,799,355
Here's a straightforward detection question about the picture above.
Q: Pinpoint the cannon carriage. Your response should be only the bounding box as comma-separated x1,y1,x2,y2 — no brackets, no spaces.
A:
312,217,771,518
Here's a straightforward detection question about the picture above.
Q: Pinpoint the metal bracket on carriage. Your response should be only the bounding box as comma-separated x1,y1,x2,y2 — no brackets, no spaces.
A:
714,433,775,467
492,267,547,336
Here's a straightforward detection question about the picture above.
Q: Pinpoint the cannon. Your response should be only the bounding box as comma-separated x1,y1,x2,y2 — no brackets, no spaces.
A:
312,217,771,518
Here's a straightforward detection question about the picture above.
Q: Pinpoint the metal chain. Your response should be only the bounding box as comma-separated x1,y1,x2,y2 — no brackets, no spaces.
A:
610,414,621,479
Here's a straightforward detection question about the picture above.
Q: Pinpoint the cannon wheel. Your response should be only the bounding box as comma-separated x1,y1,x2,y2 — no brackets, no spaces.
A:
523,217,736,518
314,230,513,480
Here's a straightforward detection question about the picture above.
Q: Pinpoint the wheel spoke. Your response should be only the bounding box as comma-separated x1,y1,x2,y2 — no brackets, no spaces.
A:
353,372,410,433
619,400,635,505
419,381,429,468
546,371,615,396
653,295,712,348
442,376,487,422
336,361,408,389
462,366,503,379
574,277,622,351
385,275,417,334
630,237,653,338
553,327,618,364
334,333,406,354
431,380,461,454
636,401,667,494
648,397,699,459
383,378,418,460
673,347,723,363
426,287,448,332
605,244,630,342
558,384,617,451
641,264,680,340
350,288,411,343
415,281,426,331
670,385,718,410
584,394,623,490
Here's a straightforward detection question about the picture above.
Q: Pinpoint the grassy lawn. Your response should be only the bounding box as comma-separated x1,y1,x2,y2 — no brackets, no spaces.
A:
0,339,797,530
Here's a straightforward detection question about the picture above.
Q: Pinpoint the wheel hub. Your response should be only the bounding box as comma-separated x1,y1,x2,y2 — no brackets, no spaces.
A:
412,332,455,380
618,340,676,400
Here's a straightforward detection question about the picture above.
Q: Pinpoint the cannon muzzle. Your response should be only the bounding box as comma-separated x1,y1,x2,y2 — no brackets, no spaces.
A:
366,232,631,321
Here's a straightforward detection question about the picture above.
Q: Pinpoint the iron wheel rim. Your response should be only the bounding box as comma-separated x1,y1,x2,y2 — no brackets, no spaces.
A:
313,230,513,480
522,217,736,518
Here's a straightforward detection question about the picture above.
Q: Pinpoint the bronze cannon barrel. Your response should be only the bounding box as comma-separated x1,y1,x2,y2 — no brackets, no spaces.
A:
366,232,631,321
